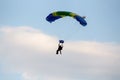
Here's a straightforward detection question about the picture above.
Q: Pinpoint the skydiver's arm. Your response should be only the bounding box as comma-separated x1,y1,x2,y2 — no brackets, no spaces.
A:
61,43,63,47
58,43,60,46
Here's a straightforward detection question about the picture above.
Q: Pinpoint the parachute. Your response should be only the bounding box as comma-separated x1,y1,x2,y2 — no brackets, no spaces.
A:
46,11,87,26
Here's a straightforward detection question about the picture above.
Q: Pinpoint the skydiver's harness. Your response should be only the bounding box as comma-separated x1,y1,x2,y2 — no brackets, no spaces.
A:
57,40,64,51
58,45,63,50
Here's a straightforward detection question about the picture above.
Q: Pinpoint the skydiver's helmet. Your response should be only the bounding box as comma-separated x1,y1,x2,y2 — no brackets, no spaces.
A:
82,16,86,19
59,40,64,43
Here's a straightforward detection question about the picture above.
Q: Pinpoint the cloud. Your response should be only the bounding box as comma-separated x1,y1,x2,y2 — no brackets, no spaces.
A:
0,26,120,80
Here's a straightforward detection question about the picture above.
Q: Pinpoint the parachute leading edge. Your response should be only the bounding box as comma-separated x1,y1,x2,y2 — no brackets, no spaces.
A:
46,11,87,26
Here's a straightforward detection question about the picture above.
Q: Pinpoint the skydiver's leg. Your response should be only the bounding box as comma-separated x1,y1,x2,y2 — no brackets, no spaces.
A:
56,50,59,54
60,50,62,54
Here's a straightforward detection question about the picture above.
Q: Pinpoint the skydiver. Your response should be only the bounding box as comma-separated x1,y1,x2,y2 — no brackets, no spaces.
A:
56,42,63,55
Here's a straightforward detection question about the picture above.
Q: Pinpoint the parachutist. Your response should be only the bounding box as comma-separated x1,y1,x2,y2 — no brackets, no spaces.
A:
56,40,64,55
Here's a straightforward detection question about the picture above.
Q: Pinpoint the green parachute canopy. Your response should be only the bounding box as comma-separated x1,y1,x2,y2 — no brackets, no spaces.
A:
46,11,87,26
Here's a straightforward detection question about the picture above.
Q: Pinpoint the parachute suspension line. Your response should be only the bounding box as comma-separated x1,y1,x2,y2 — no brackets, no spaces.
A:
46,11,87,41
63,26,81,41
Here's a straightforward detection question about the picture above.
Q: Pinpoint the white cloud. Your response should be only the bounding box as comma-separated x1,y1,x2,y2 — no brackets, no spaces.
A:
22,72,39,80
0,26,120,80
0,26,58,53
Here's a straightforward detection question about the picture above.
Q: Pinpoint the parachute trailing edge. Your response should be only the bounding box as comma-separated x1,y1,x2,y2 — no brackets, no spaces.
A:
46,11,87,26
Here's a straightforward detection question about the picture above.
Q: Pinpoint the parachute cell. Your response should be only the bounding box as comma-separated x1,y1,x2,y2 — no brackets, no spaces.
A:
46,11,87,26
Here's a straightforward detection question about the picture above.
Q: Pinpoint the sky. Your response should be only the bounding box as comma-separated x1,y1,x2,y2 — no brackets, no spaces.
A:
0,0,120,80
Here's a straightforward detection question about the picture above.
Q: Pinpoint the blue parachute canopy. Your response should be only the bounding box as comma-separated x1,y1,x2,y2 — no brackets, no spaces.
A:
46,11,87,26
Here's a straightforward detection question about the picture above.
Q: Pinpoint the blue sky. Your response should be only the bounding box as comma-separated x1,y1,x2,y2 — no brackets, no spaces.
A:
0,0,120,42
0,0,120,80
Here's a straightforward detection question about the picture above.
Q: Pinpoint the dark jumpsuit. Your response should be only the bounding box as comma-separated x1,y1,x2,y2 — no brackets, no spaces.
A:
56,43,63,54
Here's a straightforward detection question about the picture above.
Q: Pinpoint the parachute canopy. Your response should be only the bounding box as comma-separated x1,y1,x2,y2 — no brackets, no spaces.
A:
46,11,87,26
